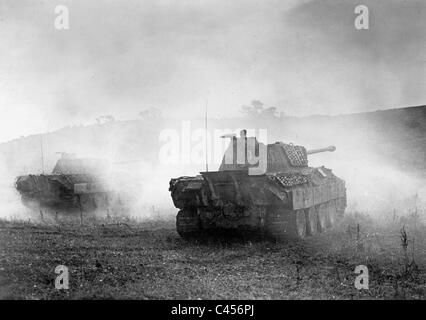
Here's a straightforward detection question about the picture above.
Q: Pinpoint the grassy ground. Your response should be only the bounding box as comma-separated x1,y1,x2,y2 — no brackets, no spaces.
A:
0,212,425,300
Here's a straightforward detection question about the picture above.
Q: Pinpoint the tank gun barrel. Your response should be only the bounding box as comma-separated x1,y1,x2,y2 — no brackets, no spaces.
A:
306,145,336,155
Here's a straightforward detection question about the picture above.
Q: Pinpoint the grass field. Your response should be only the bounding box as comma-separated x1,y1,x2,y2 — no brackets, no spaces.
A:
0,212,425,299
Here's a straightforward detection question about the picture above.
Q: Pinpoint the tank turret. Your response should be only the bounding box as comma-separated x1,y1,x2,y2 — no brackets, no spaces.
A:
218,131,337,173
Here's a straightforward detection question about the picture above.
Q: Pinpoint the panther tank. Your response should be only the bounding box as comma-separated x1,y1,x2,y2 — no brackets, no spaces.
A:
15,153,123,213
169,131,346,239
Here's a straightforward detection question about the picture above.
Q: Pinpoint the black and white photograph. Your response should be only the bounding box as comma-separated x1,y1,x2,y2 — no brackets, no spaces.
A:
0,0,425,305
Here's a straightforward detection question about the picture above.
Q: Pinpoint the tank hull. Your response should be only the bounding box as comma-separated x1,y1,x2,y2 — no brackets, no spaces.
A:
170,168,346,239
16,173,119,213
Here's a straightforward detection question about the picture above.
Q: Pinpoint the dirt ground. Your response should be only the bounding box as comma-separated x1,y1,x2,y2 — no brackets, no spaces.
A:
0,212,425,300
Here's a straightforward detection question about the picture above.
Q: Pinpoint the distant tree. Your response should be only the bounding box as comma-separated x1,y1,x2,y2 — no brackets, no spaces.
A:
263,107,277,117
252,100,264,112
240,100,282,119
139,107,162,120
96,115,115,124
241,105,257,118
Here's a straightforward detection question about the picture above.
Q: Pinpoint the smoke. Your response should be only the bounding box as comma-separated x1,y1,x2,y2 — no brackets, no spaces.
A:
0,156,28,220
284,115,426,218
326,154,426,215
0,108,425,223
0,0,424,221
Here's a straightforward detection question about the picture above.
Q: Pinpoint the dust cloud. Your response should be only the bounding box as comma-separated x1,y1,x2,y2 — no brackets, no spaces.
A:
0,0,424,222
0,106,425,222
281,114,426,219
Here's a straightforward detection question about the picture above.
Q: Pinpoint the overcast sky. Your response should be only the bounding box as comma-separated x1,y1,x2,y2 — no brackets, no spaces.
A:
0,0,425,142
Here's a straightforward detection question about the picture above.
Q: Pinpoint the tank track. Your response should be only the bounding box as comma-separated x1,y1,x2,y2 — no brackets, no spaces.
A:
176,209,202,239
176,196,346,240
266,197,346,239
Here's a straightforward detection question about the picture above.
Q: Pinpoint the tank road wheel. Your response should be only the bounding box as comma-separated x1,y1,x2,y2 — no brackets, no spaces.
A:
336,197,346,218
265,208,306,240
265,209,293,239
176,209,201,239
327,200,338,228
295,209,307,239
306,206,319,236
264,210,284,239
318,204,328,232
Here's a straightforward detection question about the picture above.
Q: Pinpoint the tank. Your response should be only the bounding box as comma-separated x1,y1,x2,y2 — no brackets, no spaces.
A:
15,153,124,214
169,130,346,239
